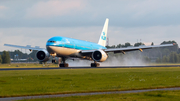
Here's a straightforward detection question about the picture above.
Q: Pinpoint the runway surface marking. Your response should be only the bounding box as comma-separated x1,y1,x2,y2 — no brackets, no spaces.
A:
1,87,180,101
0,65,180,71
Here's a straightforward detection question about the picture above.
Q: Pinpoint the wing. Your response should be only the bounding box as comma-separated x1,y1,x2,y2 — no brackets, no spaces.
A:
4,44,45,51
81,44,174,54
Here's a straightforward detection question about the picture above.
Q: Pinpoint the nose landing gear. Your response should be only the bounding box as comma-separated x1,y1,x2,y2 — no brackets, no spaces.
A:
51,53,57,63
52,59,56,63
59,57,69,67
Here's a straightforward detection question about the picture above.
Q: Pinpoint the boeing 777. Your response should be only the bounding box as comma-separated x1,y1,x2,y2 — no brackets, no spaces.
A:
4,18,174,67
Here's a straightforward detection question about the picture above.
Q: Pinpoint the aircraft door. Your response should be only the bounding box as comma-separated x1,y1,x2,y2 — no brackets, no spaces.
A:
62,42,64,47
91,44,93,49
72,41,75,49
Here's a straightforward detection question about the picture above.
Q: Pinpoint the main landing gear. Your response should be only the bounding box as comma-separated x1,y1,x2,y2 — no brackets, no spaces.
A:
91,61,100,67
57,57,99,67
59,57,69,67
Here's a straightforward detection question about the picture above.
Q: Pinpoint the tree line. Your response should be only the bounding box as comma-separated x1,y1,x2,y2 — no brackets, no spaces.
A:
0,51,11,64
156,52,180,63
106,40,180,63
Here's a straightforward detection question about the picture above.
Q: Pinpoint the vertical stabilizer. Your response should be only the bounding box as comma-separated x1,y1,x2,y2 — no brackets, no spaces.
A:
98,18,109,47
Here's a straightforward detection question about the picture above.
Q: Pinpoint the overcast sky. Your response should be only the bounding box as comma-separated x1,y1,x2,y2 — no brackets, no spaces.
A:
1,0,180,51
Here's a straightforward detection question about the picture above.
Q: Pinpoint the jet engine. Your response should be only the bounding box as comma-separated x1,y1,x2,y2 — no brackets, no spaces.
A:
92,50,108,62
36,50,50,62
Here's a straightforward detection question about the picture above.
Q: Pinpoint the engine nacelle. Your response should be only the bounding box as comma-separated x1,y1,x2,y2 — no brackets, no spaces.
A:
36,50,50,62
92,50,108,62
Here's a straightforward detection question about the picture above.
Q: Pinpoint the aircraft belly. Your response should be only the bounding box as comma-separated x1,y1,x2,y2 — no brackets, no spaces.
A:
48,46,80,57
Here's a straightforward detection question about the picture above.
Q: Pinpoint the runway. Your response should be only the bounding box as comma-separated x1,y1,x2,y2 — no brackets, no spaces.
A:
1,87,180,101
0,65,180,71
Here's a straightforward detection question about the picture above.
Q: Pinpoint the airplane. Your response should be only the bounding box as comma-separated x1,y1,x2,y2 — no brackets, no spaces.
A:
4,18,174,67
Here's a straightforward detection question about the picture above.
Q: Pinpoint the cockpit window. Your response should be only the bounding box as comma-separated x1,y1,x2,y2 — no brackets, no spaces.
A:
48,41,56,43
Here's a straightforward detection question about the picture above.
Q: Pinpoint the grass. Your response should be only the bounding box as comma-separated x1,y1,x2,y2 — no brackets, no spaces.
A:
20,90,180,101
149,63,180,66
0,67,180,97
0,63,58,68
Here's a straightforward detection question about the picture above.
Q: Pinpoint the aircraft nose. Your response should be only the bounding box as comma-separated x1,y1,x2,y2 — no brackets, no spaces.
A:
46,46,54,54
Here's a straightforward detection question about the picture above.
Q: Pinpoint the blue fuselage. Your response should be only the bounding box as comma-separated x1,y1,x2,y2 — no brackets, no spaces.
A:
46,36,106,56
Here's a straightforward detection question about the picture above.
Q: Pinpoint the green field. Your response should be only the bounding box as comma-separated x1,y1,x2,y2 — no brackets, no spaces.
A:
0,63,58,68
20,90,180,101
0,67,180,97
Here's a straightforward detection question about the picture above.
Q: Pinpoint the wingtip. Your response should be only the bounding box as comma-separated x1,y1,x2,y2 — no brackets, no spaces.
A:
4,44,8,46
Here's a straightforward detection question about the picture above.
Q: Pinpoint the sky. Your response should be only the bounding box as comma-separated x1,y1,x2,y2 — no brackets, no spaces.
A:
1,0,180,52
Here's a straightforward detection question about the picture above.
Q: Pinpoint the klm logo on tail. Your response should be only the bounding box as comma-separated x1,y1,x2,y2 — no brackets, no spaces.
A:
101,32,106,40
98,18,109,47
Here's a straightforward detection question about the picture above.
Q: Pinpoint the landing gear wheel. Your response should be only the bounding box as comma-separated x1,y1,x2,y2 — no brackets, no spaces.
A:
52,60,56,63
91,63,100,67
59,63,69,67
